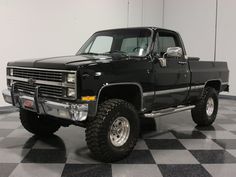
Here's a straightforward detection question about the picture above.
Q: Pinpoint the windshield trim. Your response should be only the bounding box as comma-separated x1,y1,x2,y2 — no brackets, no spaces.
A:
76,28,154,58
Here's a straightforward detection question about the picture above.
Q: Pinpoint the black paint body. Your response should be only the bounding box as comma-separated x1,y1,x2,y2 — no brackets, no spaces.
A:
8,27,229,117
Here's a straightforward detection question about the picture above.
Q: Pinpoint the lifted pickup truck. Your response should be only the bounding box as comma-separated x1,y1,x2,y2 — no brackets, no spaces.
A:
2,27,229,162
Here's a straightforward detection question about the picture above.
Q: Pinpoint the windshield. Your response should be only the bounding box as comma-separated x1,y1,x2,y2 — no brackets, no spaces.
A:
77,28,152,57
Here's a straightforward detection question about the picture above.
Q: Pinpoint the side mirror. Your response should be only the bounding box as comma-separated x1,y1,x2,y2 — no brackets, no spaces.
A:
166,47,183,58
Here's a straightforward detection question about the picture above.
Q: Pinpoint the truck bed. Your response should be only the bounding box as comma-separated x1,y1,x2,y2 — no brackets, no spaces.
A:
189,60,229,86
188,60,229,102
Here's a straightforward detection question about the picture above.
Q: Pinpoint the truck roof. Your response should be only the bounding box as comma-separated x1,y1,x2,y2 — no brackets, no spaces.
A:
96,27,177,34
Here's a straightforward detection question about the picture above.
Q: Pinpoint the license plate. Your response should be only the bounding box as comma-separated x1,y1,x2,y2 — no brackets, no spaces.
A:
23,100,33,108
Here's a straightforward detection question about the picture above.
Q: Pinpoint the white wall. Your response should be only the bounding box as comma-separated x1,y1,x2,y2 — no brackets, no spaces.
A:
128,0,163,27
128,0,142,27
143,0,163,27
0,0,163,106
216,0,236,96
163,0,216,61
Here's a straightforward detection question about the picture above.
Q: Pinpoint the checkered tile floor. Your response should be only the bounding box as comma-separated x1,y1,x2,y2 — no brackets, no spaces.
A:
0,99,236,177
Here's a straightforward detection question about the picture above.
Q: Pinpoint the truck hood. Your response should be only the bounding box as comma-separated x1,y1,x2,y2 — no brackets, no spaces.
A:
7,55,115,70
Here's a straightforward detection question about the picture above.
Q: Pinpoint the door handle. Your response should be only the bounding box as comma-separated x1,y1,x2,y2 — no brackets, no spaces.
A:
178,61,187,65
158,58,167,67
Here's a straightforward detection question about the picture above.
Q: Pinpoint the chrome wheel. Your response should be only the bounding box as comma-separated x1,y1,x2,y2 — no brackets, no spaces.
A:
206,97,214,116
110,117,130,147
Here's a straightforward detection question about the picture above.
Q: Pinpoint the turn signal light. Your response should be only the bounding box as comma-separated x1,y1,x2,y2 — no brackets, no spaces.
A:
81,96,96,101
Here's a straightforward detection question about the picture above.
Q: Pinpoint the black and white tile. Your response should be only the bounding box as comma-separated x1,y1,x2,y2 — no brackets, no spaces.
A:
0,99,236,177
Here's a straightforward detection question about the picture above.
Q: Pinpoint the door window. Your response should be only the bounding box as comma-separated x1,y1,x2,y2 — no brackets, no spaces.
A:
155,33,178,57
121,37,150,56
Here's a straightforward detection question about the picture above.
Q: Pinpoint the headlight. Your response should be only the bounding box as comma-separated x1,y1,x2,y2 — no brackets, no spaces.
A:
10,68,13,76
8,68,13,76
67,88,75,97
66,73,76,83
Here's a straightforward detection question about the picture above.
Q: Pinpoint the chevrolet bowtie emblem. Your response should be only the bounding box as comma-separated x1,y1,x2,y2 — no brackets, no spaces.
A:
28,78,36,85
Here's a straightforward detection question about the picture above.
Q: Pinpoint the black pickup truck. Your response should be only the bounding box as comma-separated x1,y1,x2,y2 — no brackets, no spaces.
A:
2,27,229,162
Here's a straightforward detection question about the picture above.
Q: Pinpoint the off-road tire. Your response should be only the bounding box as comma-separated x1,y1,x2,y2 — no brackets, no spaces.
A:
20,109,60,136
85,99,139,162
191,87,218,126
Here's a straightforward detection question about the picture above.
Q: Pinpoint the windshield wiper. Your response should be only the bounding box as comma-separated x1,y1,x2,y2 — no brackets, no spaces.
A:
80,52,100,55
104,50,129,57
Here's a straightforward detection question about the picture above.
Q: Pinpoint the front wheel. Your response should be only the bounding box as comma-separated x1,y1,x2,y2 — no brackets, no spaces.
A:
85,99,139,162
191,87,218,126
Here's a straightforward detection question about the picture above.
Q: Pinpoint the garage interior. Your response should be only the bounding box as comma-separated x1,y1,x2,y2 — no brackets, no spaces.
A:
0,0,236,177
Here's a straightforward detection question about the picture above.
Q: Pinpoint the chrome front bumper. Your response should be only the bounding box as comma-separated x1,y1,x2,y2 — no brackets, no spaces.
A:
2,89,88,122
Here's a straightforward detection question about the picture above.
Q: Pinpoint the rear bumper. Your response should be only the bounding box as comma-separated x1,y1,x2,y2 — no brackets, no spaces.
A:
2,89,88,122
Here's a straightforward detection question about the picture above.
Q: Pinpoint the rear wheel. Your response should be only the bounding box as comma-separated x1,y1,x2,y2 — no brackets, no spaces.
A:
20,109,60,136
191,87,218,126
85,99,139,162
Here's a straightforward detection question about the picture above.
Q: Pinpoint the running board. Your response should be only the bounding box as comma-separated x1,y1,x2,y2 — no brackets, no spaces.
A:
144,105,195,118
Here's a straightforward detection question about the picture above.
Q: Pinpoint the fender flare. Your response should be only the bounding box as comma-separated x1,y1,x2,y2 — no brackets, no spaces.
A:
203,79,222,92
94,82,144,115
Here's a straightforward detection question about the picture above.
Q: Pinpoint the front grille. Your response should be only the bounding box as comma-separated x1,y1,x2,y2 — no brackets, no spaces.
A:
16,81,64,97
12,68,63,82
7,67,77,100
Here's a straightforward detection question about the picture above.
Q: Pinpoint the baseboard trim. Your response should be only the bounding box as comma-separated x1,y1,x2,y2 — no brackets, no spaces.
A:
0,106,18,113
219,94,236,100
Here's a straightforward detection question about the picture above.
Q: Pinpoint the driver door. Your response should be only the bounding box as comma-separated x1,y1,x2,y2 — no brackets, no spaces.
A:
152,31,190,110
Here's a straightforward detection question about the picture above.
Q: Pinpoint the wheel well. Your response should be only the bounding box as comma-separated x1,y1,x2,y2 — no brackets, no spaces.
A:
205,80,221,92
98,84,142,111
